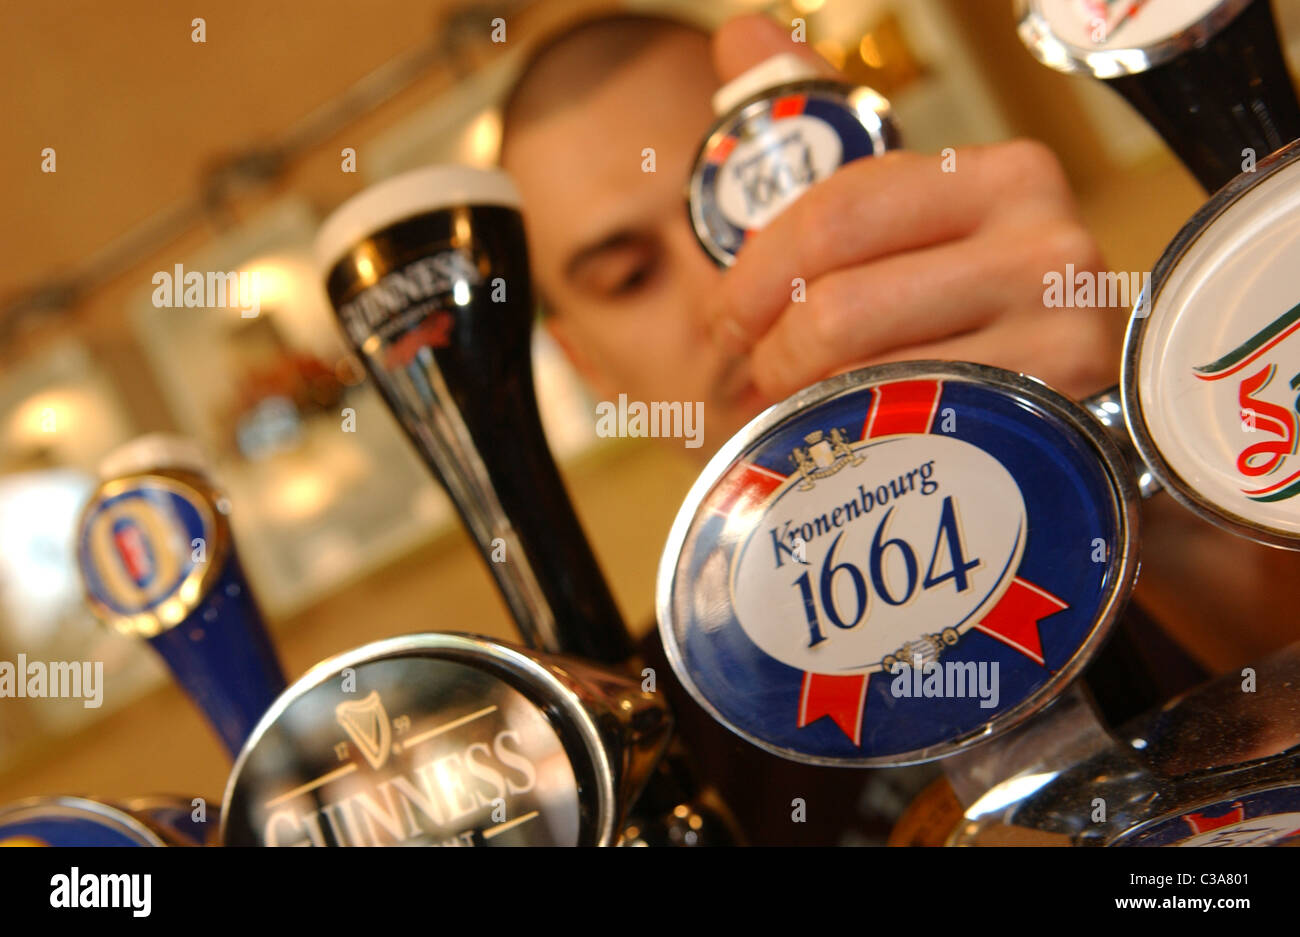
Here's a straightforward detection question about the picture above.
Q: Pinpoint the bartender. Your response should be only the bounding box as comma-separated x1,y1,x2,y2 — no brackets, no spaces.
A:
496,9,1300,843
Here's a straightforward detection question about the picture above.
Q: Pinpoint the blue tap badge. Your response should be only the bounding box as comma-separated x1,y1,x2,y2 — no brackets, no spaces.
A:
79,474,218,633
122,795,213,846
688,83,899,267
77,469,285,756
1113,784,1300,847
657,362,1139,766
0,797,169,847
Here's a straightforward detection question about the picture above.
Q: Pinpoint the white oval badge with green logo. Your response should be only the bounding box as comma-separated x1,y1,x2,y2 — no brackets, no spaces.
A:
1124,139,1300,548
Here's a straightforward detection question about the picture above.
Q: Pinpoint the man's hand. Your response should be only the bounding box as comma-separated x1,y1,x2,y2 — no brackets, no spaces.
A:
706,16,1300,677
708,14,1124,403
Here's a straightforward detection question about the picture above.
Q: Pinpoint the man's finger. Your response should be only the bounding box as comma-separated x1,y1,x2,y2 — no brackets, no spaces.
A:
746,229,1056,401
711,12,839,85
707,150,988,354
707,141,1077,356
843,308,1124,401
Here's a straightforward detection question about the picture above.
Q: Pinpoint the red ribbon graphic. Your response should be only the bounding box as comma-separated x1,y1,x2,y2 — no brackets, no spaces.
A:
708,463,786,521
973,578,1068,667
1182,805,1246,835
798,671,869,746
771,94,807,120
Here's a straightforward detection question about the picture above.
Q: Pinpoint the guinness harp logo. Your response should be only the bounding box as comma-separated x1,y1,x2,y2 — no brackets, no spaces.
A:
336,691,392,770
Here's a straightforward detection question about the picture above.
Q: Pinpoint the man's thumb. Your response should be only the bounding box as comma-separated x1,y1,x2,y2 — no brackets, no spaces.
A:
712,13,839,86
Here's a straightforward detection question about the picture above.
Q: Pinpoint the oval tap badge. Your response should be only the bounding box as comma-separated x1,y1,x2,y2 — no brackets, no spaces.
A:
1017,0,1251,77
77,472,223,636
0,797,169,847
222,635,601,847
688,84,898,267
1123,138,1300,549
1112,783,1300,847
657,362,1139,766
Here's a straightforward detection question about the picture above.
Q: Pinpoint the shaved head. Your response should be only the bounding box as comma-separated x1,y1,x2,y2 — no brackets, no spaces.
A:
501,14,709,164
498,11,765,454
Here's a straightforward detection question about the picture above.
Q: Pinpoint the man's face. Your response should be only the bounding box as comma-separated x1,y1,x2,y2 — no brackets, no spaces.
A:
503,29,767,457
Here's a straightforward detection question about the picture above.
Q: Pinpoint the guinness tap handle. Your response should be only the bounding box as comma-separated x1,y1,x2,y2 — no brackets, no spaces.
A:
316,168,632,664
315,168,743,846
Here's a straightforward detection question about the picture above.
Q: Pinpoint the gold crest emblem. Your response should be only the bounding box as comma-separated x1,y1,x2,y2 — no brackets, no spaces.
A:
790,428,864,490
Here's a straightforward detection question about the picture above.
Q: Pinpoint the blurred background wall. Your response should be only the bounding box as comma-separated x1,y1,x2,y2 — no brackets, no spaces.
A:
0,0,1288,807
